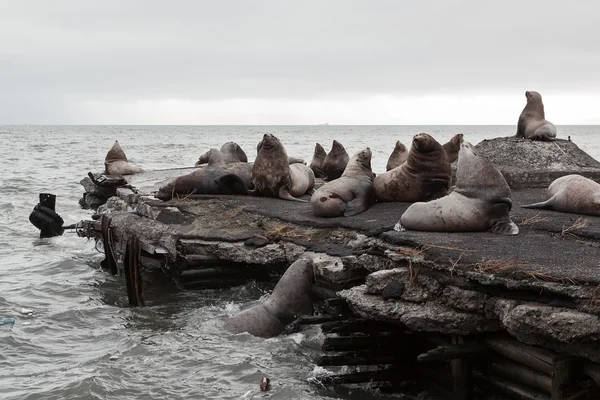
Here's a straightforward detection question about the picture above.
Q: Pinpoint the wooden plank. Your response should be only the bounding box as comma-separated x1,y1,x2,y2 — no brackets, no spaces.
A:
418,342,488,362
483,336,556,375
488,358,552,393
486,373,550,400
551,359,573,400
451,336,473,400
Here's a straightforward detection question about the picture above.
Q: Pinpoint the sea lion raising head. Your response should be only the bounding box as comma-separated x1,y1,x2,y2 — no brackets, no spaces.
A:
516,91,557,141
442,134,464,163
322,140,350,181
399,141,519,235
104,140,144,175
310,143,328,178
374,133,451,202
386,140,408,171
251,134,313,202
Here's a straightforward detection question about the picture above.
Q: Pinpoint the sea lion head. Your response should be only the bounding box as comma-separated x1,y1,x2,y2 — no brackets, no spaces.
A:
412,133,438,153
221,141,248,163
314,143,327,158
330,140,346,155
395,140,407,152
206,148,225,166
344,147,373,177
525,90,542,102
450,133,463,146
105,140,128,162
257,133,282,153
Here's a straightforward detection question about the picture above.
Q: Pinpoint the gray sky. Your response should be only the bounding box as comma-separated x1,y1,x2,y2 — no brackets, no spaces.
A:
1,1,600,124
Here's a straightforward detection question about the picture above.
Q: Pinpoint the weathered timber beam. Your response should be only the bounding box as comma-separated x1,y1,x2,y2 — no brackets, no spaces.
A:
487,358,552,394
482,336,557,375
418,343,488,362
322,334,410,352
295,314,349,325
317,351,399,366
314,366,413,384
321,318,405,334
485,373,550,400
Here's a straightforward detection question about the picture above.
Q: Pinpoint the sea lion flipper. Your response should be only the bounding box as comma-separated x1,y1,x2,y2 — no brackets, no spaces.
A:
343,197,367,217
215,173,249,195
278,188,307,202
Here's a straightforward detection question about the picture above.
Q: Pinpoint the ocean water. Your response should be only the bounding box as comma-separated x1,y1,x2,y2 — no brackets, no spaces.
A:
1,125,599,399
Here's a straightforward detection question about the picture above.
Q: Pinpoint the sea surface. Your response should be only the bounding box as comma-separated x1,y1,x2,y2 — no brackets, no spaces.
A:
1,125,599,400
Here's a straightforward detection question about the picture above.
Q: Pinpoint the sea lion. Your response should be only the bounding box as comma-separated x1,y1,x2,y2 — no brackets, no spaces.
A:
516,91,557,141
399,141,519,235
322,140,350,181
251,134,314,202
196,141,248,166
522,174,600,216
310,148,375,217
287,156,306,165
104,140,144,175
386,140,408,171
442,134,464,163
374,133,451,202
155,148,249,200
310,143,327,178
223,257,314,338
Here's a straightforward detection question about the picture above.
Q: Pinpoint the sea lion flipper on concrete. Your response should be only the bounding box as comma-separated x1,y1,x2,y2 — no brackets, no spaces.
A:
278,187,308,202
214,173,250,195
343,196,368,217
487,200,519,235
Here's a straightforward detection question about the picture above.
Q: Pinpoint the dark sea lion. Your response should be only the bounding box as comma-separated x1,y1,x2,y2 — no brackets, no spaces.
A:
310,143,327,178
104,140,144,175
374,133,451,202
399,141,519,235
386,140,408,171
223,257,314,338
522,174,600,216
196,141,248,166
516,91,557,141
155,148,249,200
322,140,350,181
251,134,313,202
310,148,375,217
442,133,464,163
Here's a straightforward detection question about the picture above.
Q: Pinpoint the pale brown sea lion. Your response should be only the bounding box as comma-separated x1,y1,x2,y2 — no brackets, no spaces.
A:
386,140,408,171
522,174,600,216
196,141,248,166
442,134,463,163
516,91,557,141
310,143,327,178
399,141,519,235
310,148,375,217
223,257,314,338
322,140,350,181
104,140,144,175
251,134,314,202
374,133,451,202
155,148,249,200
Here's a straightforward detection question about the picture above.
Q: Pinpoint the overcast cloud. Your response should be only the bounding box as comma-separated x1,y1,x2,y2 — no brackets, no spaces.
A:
1,1,599,124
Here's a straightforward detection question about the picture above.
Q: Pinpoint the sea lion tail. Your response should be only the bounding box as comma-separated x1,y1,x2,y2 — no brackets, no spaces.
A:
521,200,552,210
278,188,307,202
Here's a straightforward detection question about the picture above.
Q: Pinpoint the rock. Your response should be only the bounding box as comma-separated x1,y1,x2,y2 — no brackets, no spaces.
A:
382,280,405,300
439,285,488,314
474,137,600,188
